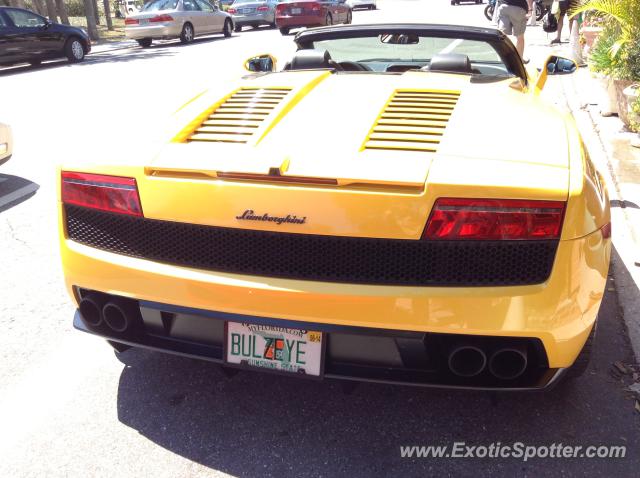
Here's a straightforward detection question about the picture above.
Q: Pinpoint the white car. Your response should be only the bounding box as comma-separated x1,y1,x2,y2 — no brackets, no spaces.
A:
125,0,233,47
0,123,12,165
346,0,376,9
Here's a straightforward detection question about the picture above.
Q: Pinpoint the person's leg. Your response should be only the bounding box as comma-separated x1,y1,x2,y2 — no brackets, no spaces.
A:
553,1,568,43
516,34,525,57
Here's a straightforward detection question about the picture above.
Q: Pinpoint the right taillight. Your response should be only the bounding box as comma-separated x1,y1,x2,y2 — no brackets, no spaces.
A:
423,198,566,240
61,172,143,217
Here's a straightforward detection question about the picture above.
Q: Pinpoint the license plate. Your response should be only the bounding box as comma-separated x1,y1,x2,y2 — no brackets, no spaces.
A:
291,7,302,14
226,322,323,376
139,19,149,25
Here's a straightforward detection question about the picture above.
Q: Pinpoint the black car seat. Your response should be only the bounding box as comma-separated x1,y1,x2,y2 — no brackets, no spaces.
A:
286,49,343,71
425,53,473,74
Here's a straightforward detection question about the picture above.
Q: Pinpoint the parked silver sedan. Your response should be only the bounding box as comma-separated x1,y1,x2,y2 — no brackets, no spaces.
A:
0,122,13,165
228,0,280,31
125,0,234,47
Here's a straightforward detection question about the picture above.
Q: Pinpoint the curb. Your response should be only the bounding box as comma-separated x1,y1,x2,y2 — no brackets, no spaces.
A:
90,41,138,54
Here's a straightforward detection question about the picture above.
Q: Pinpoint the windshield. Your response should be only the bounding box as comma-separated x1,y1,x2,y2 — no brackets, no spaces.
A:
310,34,510,75
142,0,179,11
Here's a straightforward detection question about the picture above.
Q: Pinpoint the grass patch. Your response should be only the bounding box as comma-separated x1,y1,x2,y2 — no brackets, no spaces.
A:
69,16,127,42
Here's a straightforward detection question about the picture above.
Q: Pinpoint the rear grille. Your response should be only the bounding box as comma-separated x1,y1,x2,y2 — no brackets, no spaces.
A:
65,205,558,287
188,87,291,144
363,89,460,152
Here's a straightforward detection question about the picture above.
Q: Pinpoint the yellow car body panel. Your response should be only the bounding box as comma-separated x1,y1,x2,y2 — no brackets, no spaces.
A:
58,28,611,388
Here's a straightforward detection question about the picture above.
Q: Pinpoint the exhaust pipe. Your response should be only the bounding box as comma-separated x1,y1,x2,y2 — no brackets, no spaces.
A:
102,299,141,334
79,293,108,328
448,345,487,377
489,344,528,380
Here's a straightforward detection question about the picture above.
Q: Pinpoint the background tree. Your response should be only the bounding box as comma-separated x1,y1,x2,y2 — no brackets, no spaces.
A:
82,0,99,41
92,0,100,24
44,0,58,21
55,0,70,24
103,0,113,30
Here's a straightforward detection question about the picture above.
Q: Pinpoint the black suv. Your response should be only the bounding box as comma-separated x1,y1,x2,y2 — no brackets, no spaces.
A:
0,7,91,67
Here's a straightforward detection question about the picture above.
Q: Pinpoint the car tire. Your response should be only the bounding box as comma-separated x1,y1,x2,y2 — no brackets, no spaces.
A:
137,38,152,48
279,27,289,35
223,19,232,37
180,22,194,44
234,24,242,32
345,10,352,24
565,323,596,380
65,37,85,63
484,4,493,20
325,13,332,26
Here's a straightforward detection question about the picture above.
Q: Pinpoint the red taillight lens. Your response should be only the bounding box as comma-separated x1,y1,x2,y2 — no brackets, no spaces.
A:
275,4,285,12
257,5,269,11
150,14,174,22
228,7,237,13
61,172,143,217
423,198,565,240
310,2,321,11
124,18,139,25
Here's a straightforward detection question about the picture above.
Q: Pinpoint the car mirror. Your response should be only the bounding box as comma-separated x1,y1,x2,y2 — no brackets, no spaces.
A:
534,54,578,92
546,55,578,75
379,33,419,45
244,54,276,72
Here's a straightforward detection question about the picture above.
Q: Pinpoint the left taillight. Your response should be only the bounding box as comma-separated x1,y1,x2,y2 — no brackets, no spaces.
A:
124,18,139,25
423,198,565,241
61,172,143,217
150,14,174,22
257,5,269,11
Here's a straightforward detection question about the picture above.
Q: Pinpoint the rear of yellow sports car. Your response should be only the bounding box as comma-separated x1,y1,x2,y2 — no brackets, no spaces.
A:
59,69,611,390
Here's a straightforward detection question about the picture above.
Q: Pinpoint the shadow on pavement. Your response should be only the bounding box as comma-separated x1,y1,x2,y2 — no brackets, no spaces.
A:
115,275,640,475
0,174,39,213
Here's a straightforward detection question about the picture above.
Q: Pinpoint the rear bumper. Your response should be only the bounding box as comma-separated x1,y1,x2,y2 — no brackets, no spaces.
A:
124,23,181,40
276,14,324,28
73,295,569,390
233,13,272,25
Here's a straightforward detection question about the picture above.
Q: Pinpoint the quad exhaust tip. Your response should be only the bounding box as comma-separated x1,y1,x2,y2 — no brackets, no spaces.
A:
448,345,487,378
79,294,107,327
488,346,528,380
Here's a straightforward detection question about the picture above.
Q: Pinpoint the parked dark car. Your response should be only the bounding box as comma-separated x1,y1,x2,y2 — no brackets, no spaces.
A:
275,0,351,35
0,6,91,67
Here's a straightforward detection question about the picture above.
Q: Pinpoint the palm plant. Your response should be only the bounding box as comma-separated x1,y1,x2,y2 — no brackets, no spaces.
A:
571,0,640,60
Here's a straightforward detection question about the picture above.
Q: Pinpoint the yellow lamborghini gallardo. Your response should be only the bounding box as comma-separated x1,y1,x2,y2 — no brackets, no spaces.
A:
59,24,611,390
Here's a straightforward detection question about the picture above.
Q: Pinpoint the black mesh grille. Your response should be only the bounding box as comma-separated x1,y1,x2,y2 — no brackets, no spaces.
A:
65,205,558,286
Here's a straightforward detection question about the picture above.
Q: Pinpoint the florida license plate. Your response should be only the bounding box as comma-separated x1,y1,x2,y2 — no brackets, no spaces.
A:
291,7,302,14
139,19,149,25
226,322,323,376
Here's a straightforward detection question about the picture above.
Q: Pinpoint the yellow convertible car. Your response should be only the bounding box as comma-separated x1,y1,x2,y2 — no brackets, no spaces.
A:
59,24,611,390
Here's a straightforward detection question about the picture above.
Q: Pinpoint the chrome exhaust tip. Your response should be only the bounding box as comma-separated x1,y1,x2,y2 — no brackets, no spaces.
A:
102,300,138,333
79,294,107,328
489,345,528,380
448,345,487,377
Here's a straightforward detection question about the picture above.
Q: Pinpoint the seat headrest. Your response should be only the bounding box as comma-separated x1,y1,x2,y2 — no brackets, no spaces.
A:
427,53,472,74
289,49,335,70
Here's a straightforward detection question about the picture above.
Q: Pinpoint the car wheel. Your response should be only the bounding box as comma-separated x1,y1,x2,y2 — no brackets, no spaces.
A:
279,27,289,35
484,4,493,20
234,24,242,32
180,23,194,44
565,324,596,380
137,38,152,48
325,13,332,26
223,19,232,37
65,37,85,63
346,10,352,24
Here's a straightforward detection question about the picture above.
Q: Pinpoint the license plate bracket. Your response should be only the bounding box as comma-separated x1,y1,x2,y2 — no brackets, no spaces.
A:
225,322,324,377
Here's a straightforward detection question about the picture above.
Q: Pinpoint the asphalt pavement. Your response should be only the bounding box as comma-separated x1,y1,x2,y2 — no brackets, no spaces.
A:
1,1,639,476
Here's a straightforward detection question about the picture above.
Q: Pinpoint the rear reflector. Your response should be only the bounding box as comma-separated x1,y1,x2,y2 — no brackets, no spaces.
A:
423,198,565,240
61,172,143,217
